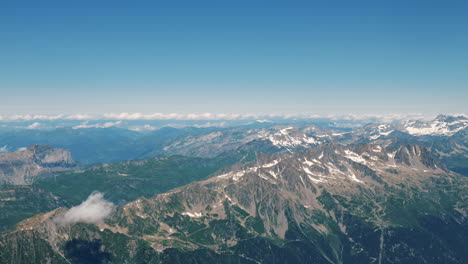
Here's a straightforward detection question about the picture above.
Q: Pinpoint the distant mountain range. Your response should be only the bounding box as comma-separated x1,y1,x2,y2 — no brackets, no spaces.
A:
0,115,466,263
0,115,466,168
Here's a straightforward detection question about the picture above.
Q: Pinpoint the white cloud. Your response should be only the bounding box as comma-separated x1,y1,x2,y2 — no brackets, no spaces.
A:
0,112,261,121
128,124,158,131
72,121,122,129
55,192,114,225
193,121,228,128
0,114,61,121
0,112,465,122
16,147,27,152
26,122,41,129
63,114,95,120
101,112,256,120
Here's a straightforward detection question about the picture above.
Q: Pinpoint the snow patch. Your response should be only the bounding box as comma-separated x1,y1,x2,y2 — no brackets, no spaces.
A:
262,160,279,168
344,150,367,164
182,212,203,218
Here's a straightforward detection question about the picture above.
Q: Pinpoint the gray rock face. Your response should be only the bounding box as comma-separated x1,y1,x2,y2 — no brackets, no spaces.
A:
0,145,76,185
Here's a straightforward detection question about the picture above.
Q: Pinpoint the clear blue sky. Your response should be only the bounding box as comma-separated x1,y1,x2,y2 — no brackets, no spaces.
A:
1,0,467,115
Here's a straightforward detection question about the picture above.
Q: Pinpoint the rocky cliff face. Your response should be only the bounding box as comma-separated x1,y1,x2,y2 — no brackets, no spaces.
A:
1,142,466,263
0,145,76,185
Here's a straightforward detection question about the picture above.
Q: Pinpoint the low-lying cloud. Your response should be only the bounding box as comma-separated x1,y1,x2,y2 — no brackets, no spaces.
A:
26,122,41,129
128,124,158,131
72,121,122,129
0,112,454,122
55,192,114,225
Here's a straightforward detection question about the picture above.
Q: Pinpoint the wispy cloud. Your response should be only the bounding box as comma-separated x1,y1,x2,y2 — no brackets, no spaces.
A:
55,192,114,225
193,121,229,128
100,112,256,120
0,145,8,153
128,124,159,131
72,121,122,129
0,113,93,121
26,122,41,129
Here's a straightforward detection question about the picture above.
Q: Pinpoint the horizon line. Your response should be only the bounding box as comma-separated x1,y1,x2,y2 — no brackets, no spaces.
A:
0,112,466,122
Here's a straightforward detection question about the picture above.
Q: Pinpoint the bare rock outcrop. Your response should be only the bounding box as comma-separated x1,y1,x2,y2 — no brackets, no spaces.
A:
0,145,76,185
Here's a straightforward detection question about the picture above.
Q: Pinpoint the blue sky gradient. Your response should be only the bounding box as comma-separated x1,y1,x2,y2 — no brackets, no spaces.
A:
1,0,467,115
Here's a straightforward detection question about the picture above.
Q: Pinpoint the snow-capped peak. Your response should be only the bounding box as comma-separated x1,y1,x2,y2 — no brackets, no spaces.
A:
403,115,467,136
